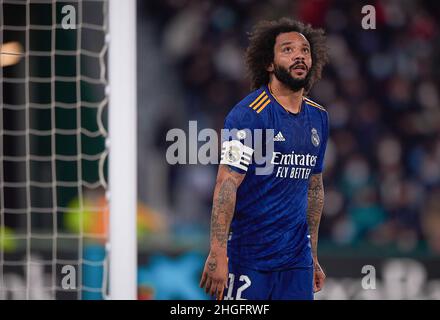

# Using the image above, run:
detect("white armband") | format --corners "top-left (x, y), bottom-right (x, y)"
top-left (220, 140), bottom-right (254, 172)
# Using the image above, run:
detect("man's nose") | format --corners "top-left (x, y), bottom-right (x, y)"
top-left (292, 54), bottom-right (305, 63)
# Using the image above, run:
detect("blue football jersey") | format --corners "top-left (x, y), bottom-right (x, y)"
top-left (220, 85), bottom-right (329, 271)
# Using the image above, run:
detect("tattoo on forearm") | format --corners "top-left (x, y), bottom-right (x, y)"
top-left (210, 176), bottom-right (237, 248)
top-left (307, 174), bottom-right (324, 258)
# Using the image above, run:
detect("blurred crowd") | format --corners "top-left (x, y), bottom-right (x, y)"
top-left (140, 0), bottom-right (440, 255)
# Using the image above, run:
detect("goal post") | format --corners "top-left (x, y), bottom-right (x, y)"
top-left (108, 0), bottom-right (137, 300)
top-left (0, 0), bottom-right (137, 300)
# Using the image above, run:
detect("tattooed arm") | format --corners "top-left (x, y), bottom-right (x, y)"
top-left (200, 164), bottom-right (245, 300)
top-left (307, 173), bottom-right (326, 293)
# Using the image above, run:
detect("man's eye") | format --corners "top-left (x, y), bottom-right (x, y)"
top-left (283, 47), bottom-right (292, 53)
top-left (303, 48), bottom-right (310, 53)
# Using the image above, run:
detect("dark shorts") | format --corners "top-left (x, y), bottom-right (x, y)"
top-left (224, 262), bottom-right (314, 300)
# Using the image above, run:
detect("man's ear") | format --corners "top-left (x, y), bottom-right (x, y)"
top-left (266, 62), bottom-right (274, 72)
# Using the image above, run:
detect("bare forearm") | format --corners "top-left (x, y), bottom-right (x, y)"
top-left (210, 178), bottom-right (236, 251)
top-left (307, 174), bottom-right (324, 259)
top-left (210, 165), bottom-right (242, 252)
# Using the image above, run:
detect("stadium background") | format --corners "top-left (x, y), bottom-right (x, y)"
top-left (1, 0), bottom-right (440, 299)
top-left (137, 0), bottom-right (440, 300)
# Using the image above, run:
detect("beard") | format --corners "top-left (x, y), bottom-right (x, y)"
top-left (273, 63), bottom-right (311, 92)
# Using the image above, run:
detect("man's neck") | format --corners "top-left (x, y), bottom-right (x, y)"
top-left (268, 76), bottom-right (304, 114)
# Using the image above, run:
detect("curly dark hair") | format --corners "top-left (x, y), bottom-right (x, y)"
top-left (245, 18), bottom-right (329, 93)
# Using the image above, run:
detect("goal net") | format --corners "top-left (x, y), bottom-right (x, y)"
top-left (1, 0), bottom-right (111, 299)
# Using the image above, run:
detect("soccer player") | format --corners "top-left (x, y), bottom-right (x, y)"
top-left (200, 18), bottom-right (330, 300)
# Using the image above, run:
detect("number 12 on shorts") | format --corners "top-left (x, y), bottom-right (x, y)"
top-left (224, 273), bottom-right (251, 300)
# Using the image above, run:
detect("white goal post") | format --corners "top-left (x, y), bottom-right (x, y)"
top-left (0, 0), bottom-right (137, 300)
top-left (108, 0), bottom-right (137, 300)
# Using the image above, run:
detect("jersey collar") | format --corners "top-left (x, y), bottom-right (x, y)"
top-left (265, 84), bottom-right (304, 116)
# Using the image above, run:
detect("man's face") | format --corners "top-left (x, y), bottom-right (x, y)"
top-left (269, 32), bottom-right (312, 91)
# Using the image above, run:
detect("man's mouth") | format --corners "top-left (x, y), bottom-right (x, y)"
top-left (290, 64), bottom-right (308, 71)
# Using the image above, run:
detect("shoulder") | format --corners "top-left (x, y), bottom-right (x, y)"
top-left (303, 96), bottom-right (327, 113)
top-left (303, 96), bottom-right (329, 126)
top-left (225, 87), bottom-right (272, 126)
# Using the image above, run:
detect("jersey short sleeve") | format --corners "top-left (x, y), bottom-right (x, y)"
top-left (221, 105), bottom-right (264, 174)
top-left (312, 111), bottom-right (329, 174)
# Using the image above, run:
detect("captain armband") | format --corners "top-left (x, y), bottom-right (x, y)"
top-left (220, 140), bottom-right (254, 172)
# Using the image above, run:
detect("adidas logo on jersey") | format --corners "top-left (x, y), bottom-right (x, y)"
top-left (274, 131), bottom-right (286, 142)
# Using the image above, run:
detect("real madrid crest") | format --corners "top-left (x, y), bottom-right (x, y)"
top-left (311, 128), bottom-right (320, 147)
top-left (227, 145), bottom-right (241, 162)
